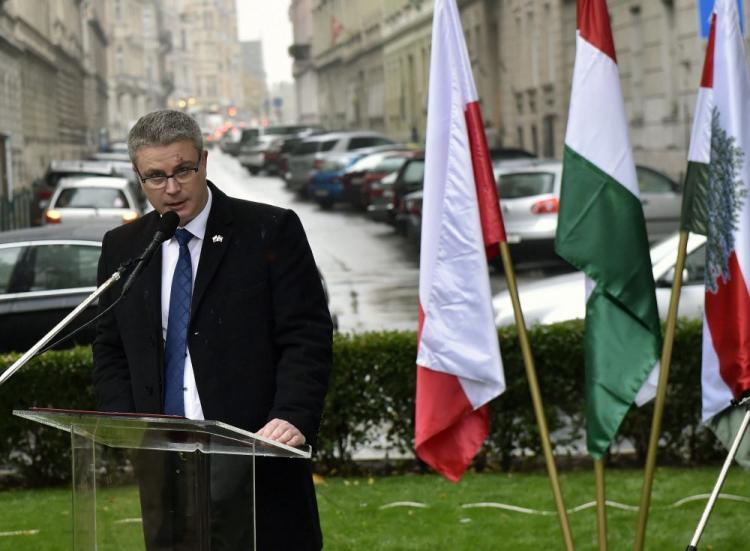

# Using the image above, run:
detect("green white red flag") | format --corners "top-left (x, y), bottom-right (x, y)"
top-left (554, 0), bottom-right (662, 459)
top-left (690, 0), bottom-right (750, 460)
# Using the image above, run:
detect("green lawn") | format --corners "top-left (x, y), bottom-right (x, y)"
top-left (0, 467), bottom-right (747, 550)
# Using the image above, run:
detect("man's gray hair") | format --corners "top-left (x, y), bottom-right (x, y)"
top-left (128, 109), bottom-right (204, 162)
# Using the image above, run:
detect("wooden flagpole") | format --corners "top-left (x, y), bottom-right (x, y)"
top-left (499, 242), bottom-right (575, 551)
top-left (632, 230), bottom-right (690, 551)
top-left (595, 459), bottom-right (608, 551)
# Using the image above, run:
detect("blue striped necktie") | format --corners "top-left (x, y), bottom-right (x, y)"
top-left (164, 228), bottom-right (194, 416)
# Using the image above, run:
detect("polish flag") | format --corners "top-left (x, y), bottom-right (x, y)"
top-left (415, 0), bottom-right (506, 482)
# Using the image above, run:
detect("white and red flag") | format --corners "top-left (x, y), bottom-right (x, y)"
top-left (695, 0), bottom-right (750, 448)
top-left (415, 0), bottom-right (506, 482)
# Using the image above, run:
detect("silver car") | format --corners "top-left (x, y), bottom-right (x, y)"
top-left (43, 176), bottom-right (142, 226)
top-left (494, 160), bottom-right (682, 261)
top-left (286, 131), bottom-right (396, 193)
top-left (493, 232), bottom-right (706, 327)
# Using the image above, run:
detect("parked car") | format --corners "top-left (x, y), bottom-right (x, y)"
top-left (341, 150), bottom-right (415, 209)
top-left (494, 160), bottom-right (682, 262)
top-left (367, 171), bottom-right (399, 223)
top-left (307, 151), bottom-right (364, 208)
top-left (286, 131), bottom-right (397, 194)
top-left (31, 159), bottom-right (143, 226)
top-left (238, 126), bottom-right (327, 175)
top-left (0, 223), bottom-right (111, 353)
top-left (238, 134), bottom-right (284, 175)
top-left (0, 223), bottom-right (338, 354)
top-left (492, 232), bottom-right (706, 327)
top-left (278, 136), bottom-right (306, 179)
top-left (389, 155), bottom-right (426, 225)
top-left (490, 147), bottom-right (536, 164)
top-left (43, 176), bottom-right (142, 226)
top-left (218, 127), bottom-right (243, 156)
top-left (395, 189), bottom-right (423, 244)
top-left (263, 124), bottom-right (325, 137)
top-left (307, 146), bottom-right (402, 208)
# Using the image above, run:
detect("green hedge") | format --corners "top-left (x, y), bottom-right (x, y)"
top-left (0, 320), bottom-right (723, 486)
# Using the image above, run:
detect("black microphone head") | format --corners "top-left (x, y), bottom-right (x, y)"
top-left (159, 211), bottom-right (180, 240)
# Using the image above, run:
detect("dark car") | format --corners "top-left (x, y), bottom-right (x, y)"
top-left (0, 223), bottom-right (339, 354)
top-left (341, 149), bottom-right (415, 210)
top-left (0, 223), bottom-right (113, 354)
top-left (389, 155), bottom-right (426, 226)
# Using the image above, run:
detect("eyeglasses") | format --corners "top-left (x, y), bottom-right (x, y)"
top-left (138, 156), bottom-right (202, 189)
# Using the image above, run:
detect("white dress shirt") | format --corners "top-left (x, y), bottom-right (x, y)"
top-left (160, 188), bottom-right (213, 420)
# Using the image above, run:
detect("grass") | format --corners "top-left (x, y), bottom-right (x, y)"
top-left (0, 466), bottom-right (747, 550)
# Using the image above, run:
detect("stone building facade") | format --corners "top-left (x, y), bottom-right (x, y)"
top-left (0, 0), bottom-right (105, 194)
top-left (304, 0), bottom-right (750, 180)
top-left (289, 0), bottom-right (319, 124)
top-left (103, 0), bottom-right (171, 142)
top-left (0, 5), bottom-right (23, 201)
top-left (240, 40), bottom-right (267, 122)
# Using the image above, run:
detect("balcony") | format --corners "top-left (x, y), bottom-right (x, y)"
top-left (288, 43), bottom-right (311, 61)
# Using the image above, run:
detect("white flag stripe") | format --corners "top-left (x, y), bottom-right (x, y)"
top-left (565, 34), bottom-right (640, 198)
top-left (417, 0), bottom-right (504, 410)
top-left (445, 0), bottom-right (478, 103)
top-left (702, 320), bottom-right (734, 421)
top-left (687, 88), bottom-right (714, 164)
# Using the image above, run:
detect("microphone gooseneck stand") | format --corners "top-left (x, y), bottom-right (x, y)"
top-left (686, 392), bottom-right (750, 551)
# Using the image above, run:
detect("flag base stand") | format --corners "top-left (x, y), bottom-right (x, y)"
top-left (685, 392), bottom-right (750, 550)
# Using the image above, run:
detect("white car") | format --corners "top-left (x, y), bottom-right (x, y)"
top-left (493, 160), bottom-right (683, 261)
top-left (43, 176), bottom-right (142, 226)
top-left (493, 232), bottom-right (706, 327)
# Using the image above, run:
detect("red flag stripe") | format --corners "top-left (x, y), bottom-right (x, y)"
top-left (465, 101), bottom-right (507, 247)
top-left (577, 0), bottom-right (617, 63)
top-left (415, 366), bottom-right (490, 482)
top-left (705, 252), bottom-right (750, 399)
top-left (701, 14), bottom-right (717, 89)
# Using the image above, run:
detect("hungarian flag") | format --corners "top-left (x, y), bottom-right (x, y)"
top-left (680, 12), bottom-right (715, 236)
top-left (415, 0), bottom-right (506, 482)
top-left (689, 0), bottom-right (750, 463)
top-left (554, 0), bottom-right (662, 459)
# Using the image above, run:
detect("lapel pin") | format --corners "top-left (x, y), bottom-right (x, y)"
top-left (212, 234), bottom-right (223, 243)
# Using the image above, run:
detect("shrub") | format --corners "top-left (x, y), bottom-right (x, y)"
top-left (0, 320), bottom-right (723, 486)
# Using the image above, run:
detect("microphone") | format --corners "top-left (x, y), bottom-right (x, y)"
top-left (121, 211), bottom-right (180, 296)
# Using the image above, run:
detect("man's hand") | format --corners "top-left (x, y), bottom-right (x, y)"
top-left (257, 418), bottom-right (306, 447)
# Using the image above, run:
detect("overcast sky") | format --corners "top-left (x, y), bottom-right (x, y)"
top-left (236, 0), bottom-right (294, 86)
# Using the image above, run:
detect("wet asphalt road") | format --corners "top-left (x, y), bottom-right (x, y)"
top-left (208, 149), bottom-right (568, 333)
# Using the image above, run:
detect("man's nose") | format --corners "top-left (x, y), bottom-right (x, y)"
top-left (164, 177), bottom-right (181, 194)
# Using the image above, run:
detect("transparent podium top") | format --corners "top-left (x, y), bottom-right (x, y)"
top-left (14, 408), bottom-right (311, 458)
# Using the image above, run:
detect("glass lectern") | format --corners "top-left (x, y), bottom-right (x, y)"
top-left (14, 408), bottom-right (310, 550)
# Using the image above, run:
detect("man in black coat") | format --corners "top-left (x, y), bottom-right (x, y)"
top-left (93, 110), bottom-right (332, 550)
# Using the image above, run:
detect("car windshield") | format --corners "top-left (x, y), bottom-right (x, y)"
top-left (295, 140), bottom-right (323, 155)
top-left (401, 160), bottom-right (425, 184)
top-left (498, 172), bottom-right (555, 199)
top-left (55, 187), bottom-right (129, 209)
top-left (374, 156), bottom-right (408, 173)
top-left (349, 153), bottom-right (389, 172)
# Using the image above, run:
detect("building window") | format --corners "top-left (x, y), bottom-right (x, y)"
top-left (531, 124), bottom-right (539, 155)
top-left (517, 126), bottom-right (524, 149)
top-left (116, 46), bottom-right (124, 75)
top-left (543, 115), bottom-right (555, 158)
top-left (528, 90), bottom-right (537, 114)
top-left (0, 134), bottom-right (11, 201)
top-left (115, 0), bottom-right (122, 22)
